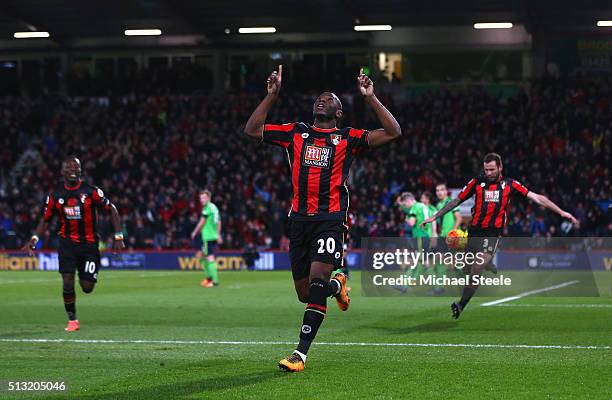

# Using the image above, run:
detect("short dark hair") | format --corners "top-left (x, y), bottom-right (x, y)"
top-left (421, 192), bottom-right (431, 201)
top-left (436, 182), bottom-right (447, 189)
top-left (483, 153), bottom-right (502, 166)
top-left (200, 189), bottom-right (211, 197)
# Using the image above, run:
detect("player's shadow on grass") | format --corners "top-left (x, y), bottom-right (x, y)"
top-left (69, 362), bottom-right (287, 399)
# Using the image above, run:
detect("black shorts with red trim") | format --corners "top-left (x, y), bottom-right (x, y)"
top-left (467, 228), bottom-right (502, 256)
top-left (58, 238), bottom-right (101, 283)
top-left (289, 219), bottom-right (346, 280)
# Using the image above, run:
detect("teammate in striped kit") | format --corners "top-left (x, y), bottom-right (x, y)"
top-left (245, 65), bottom-right (401, 371)
top-left (23, 156), bottom-right (124, 332)
top-left (423, 153), bottom-right (578, 319)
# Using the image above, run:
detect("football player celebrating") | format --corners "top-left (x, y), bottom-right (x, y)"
top-left (245, 66), bottom-right (401, 371)
top-left (23, 156), bottom-right (125, 331)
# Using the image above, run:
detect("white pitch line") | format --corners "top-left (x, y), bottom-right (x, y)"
top-left (492, 304), bottom-right (612, 308)
top-left (480, 280), bottom-right (580, 307)
top-left (0, 338), bottom-right (608, 350)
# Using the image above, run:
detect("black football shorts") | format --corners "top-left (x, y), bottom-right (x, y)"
top-left (58, 239), bottom-right (101, 283)
top-left (289, 219), bottom-right (347, 280)
top-left (467, 228), bottom-right (502, 257)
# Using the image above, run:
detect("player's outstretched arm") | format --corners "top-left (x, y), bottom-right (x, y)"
top-left (357, 69), bottom-right (401, 148)
top-left (526, 192), bottom-right (579, 226)
top-left (244, 65), bottom-right (282, 140)
top-left (21, 218), bottom-right (47, 256)
top-left (422, 197), bottom-right (462, 227)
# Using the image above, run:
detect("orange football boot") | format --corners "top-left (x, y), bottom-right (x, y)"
top-left (278, 353), bottom-right (305, 372)
top-left (200, 278), bottom-right (213, 287)
top-left (65, 320), bottom-right (80, 332)
top-left (333, 272), bottom-right (350, 311)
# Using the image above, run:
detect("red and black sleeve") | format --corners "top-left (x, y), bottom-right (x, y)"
top-left (457, 178), bottom-right (477, 202)
top-left (347, 128), bottom-right (370, 155)
top-left (42, 194), bottom-right (56, 222)
top-left (261, 122), bottom-right (296, 148)
top-left (91, 187), bottom-right (112, 211)
top-left (510, 179), bottom-right (530, 197)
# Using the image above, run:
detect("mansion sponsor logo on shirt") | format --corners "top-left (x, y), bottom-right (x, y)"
top-left (64, 206), bottom-right (82, 219)
top-left (303, 145), bottom-right (332, 168)
top-left (484, 190), bottom-right (500, 203)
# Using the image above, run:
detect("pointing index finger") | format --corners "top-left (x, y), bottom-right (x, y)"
top-left (359, 68), bottom-right (363, 76)
top-left (278, 64), bottom-right (283, 78)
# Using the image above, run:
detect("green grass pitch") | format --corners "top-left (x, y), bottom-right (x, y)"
top-left (0, 270), bottom-right (610, 399)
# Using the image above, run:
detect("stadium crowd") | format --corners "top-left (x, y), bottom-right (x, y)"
top-left (0, 74), bottom-right (610, 250)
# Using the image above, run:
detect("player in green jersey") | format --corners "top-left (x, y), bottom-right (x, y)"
top-left (435, 183), bottom-right (462, 237)
top-left (420, 192), bottom-right (438, 237)
top-left (190, 190), bottom-right (222, 287)
top-left (397, 192), bottom-right (437, 286)
top-left (430, 184), bottom-right (463, 294)
top-left (421, 192), bottom-right (447, 294)
top-left (398, 192), bottom-right (436, 239)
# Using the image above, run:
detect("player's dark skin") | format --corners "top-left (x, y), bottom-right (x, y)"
top-left (22, 157), bottom-right (125, 293)
top-left (245, 65), bottom-right (401, 302)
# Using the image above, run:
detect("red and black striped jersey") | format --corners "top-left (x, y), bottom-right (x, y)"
top-left (42, 181), bottom-right (113, 245)
top-left (262, 122), bottom-right (369, 221)
top-left (457, 175), bottom-right (530, 230)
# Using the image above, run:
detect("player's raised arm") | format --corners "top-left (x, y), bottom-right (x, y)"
top-left (357, 69), bottom-right (401, 148)
top-left (526, 192), bottom-right (579, 226)
top-left (244, 65), bottom-right (283, 140)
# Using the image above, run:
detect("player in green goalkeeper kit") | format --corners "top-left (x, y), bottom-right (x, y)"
top-left (191, 190), bottom-right (222, 287)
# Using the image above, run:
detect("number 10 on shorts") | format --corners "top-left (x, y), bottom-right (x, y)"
top-left (84, 261), bottom-right (96, 273)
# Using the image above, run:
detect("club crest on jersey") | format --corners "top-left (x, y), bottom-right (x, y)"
top-left (484, 190), bottom-right (500, 203)
top-left (81, 194), bottom-right (87, 203)
top-left (303, 145), bottom-right (332, 169)
top-left (64, 206), bottom-right (82, 219)
top-left (58, 198), bottom-right (65, 205)
top-left (330, 134), bottom-right (342, 146)
top-left (301, 133), bottom-right (309, 139)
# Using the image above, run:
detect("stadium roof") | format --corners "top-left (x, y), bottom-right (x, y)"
top-left (0, 0), bottom-right (610, 49)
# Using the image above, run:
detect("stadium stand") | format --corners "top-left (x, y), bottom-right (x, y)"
top-left (0, 72), bottom-right (609, 250)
